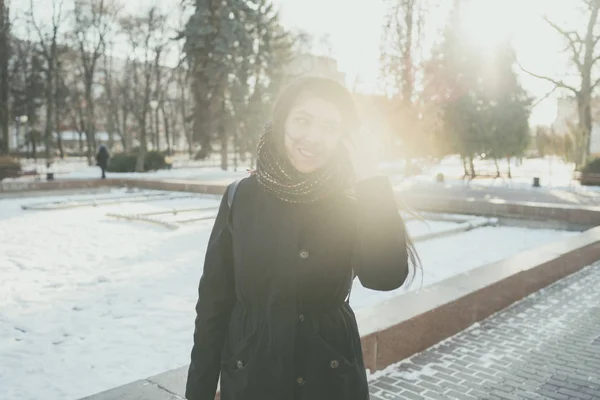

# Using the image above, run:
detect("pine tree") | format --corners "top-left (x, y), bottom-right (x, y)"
top-left (427, 0), bottom-right (531, 177)
top-left (483, 41), bottom-right (532, 178)
top-left (183, 0), bottom-right (292, 169)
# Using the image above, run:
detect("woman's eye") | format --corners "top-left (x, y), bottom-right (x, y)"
top-left (295, 117), bottom-right (309, 125)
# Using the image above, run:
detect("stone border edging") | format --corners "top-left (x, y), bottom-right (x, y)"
top-left (400, 193), bottom-right (600, 226)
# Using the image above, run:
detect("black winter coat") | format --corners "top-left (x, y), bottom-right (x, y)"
top-left (185, 175), bottom-right (408, 400)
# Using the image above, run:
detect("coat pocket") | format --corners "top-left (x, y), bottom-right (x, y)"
top-left (311, 331), bottom-right (356, 374)
top-left (221, 327), bottom-right (260, 373)
top-left (307, 328), bottom-right (367, 400)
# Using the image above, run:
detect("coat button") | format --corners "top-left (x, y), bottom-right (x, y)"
top-left (330, 360), bottom-right (340, 369)
top-left (299, 250), bottom-right (309, 259)
top-left (299, 314), bottom-right (304, 322)
top-left (236, 360), bottom-right (244, 369)
top-left (296, 376), bottom-right (305, 386)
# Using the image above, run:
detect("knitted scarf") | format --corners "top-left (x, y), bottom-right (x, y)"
top-left (254, 123), bottom-right (351, 204)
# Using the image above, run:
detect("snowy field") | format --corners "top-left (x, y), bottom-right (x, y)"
top-left (0, 189), bottom-right (578, 400)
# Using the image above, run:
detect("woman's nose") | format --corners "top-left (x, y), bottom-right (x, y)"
top-left (304, 124), bottom-right (323, 143)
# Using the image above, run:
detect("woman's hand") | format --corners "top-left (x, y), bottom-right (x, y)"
top-left (343, 126), bottom-right (382, 183)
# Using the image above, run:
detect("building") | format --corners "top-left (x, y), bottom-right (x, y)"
top-left (552, 97), bottom-right (600, 156)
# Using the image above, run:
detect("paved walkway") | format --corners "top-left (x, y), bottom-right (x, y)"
top-left (368, 263), bottom-right (600, 400)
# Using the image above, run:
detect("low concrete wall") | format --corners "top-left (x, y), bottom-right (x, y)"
top-left (0, 178), bottom-right (120, 193)
top-left (400, 194), bottom-right (600, 227)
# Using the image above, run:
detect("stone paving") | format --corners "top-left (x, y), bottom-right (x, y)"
top-left (368, 263), bottom-right (600, 400)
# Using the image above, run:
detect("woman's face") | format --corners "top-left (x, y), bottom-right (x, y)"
top-left (283, 94), bottom-right (343, 174)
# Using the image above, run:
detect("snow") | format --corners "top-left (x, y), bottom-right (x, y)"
top-left (0, 190), bottom-right (578, 400)
top-left (7, 155), bottom-right (595, 194)
top-left (10, 155), bottom-right (252, 183)
top-left (348, 224), bottom-right (577, 309)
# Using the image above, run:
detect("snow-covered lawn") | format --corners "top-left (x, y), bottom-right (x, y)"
top-left (0, 190), bottom-right (578, 400)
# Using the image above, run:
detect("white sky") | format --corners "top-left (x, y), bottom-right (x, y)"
top-left (10, 0), bottom-right (594, 125)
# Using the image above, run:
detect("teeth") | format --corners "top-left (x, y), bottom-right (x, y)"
top-left (298, 148), bottom-right (317, 158)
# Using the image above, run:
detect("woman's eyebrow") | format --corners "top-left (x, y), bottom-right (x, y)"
top-left (293, 109), bottom-right (313, 118)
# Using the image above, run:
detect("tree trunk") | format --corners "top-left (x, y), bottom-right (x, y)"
top-left (219, 119), bottom-right (227, 171)
top-left (84, 87), bottom-right (96, 165)
top-left (78, 131), bottom-right (83, 153)
top-left (44, 81), bottom-right (54, 160)
top-left (54, 94), bottom-right (64, 159)
top-left (402, 0), bottom-right (415, 106)
top-left (155, 107), bottom-right (160, 152)
top-left (162, 107), bottom-right (171, 155)
top-left (507, 157), bottom-right (512, 179)
top-left (136, 116), bottom-right (147, 172)
top-left (461, 156), bottom-right (468, 177)
top-left (32, 139), bottom-right (37, 160)
top-left (0, 1), bottom-right (8, 155)
top-left (55, 111), bottom-right (64, 159)
top-left (494, 158), bottom-right (500, 178)
top-left (233, 130), bottom-right (238, 172)
top-left (577, 93), bottom-right (592, 166)
top-left (468, 155), bottom-right (476, 178)
top-left (122, 108), bottom-right (130, 152)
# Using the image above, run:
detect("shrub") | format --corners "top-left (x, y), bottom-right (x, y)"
top-left (0, 156), bottom-right (21, 181)
top-left (581, 158), bottom-right (600, 174)
top-left (107, 151), bottom-right (167, 173)
top-left (107, 153), bottom-right (137, 173)
top-left (143, 151), bottom-right (167, 171)
top-left (194, 148), bottom-right (209, 160)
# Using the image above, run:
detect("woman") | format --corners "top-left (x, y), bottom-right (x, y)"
top-left (185, 77), bottom-right (417, 400)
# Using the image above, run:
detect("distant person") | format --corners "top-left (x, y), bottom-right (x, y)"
top-left (96, 144), bottom-right (110, 179)
top-left (185, 77), bottom-right (419, 400)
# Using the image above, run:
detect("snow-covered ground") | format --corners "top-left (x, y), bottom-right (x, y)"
top-left (0, 190), bottom-right (578, 400)
top-left (391, 155), bottom-right (595, 192)
top-left (11, 155), bottom-right (252, 183)
top-left (5, 155), bottom-right (590, 191)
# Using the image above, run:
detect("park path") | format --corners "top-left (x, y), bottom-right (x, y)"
top-left (368, 263), bottom-right (600, 400)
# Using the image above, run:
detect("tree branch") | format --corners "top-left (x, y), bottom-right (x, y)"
top-left (543, 16), bottom-right (583, 72)
top-left (28, 0), bottom-right (50, 60)
top-left (592, 75), bottom-right (600, 90)
top-left (517, 60), bottom-right (579, 95)
top-left (531, 86), bottom-right (559, 109)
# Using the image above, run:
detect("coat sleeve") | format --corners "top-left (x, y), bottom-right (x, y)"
top-left (352, 176), bottom-right (409, 291)
top-left (185, 187), bottom-right (236, 400)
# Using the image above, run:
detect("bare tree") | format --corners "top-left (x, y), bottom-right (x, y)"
top-left (120, 6), bottom-right (167, 171)
top-left (380, 0), bottom-right (426, 103)
top-left (520, 0), bottom-right (600, 164)
top-left (0, 0), bottom-right (9, 154)
top-left (173, 11), bottom-right (192, 156)
top-left (10, 36), bottom-right (45, 158)
top-left (27, 0), bottom-right (67, 160)
top-left (72, 0), bottom-right (120, 164)
top-left (379, 0), bottom-right (428, 160)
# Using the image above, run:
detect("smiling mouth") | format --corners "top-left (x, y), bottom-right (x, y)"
top-left (297, 148), bottom-right (319, 159)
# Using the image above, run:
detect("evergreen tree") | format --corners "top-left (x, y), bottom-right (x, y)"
top-left (426, 0), bottom-right (531, 177)
top-left (183, 0), bottom-right (292, 169)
